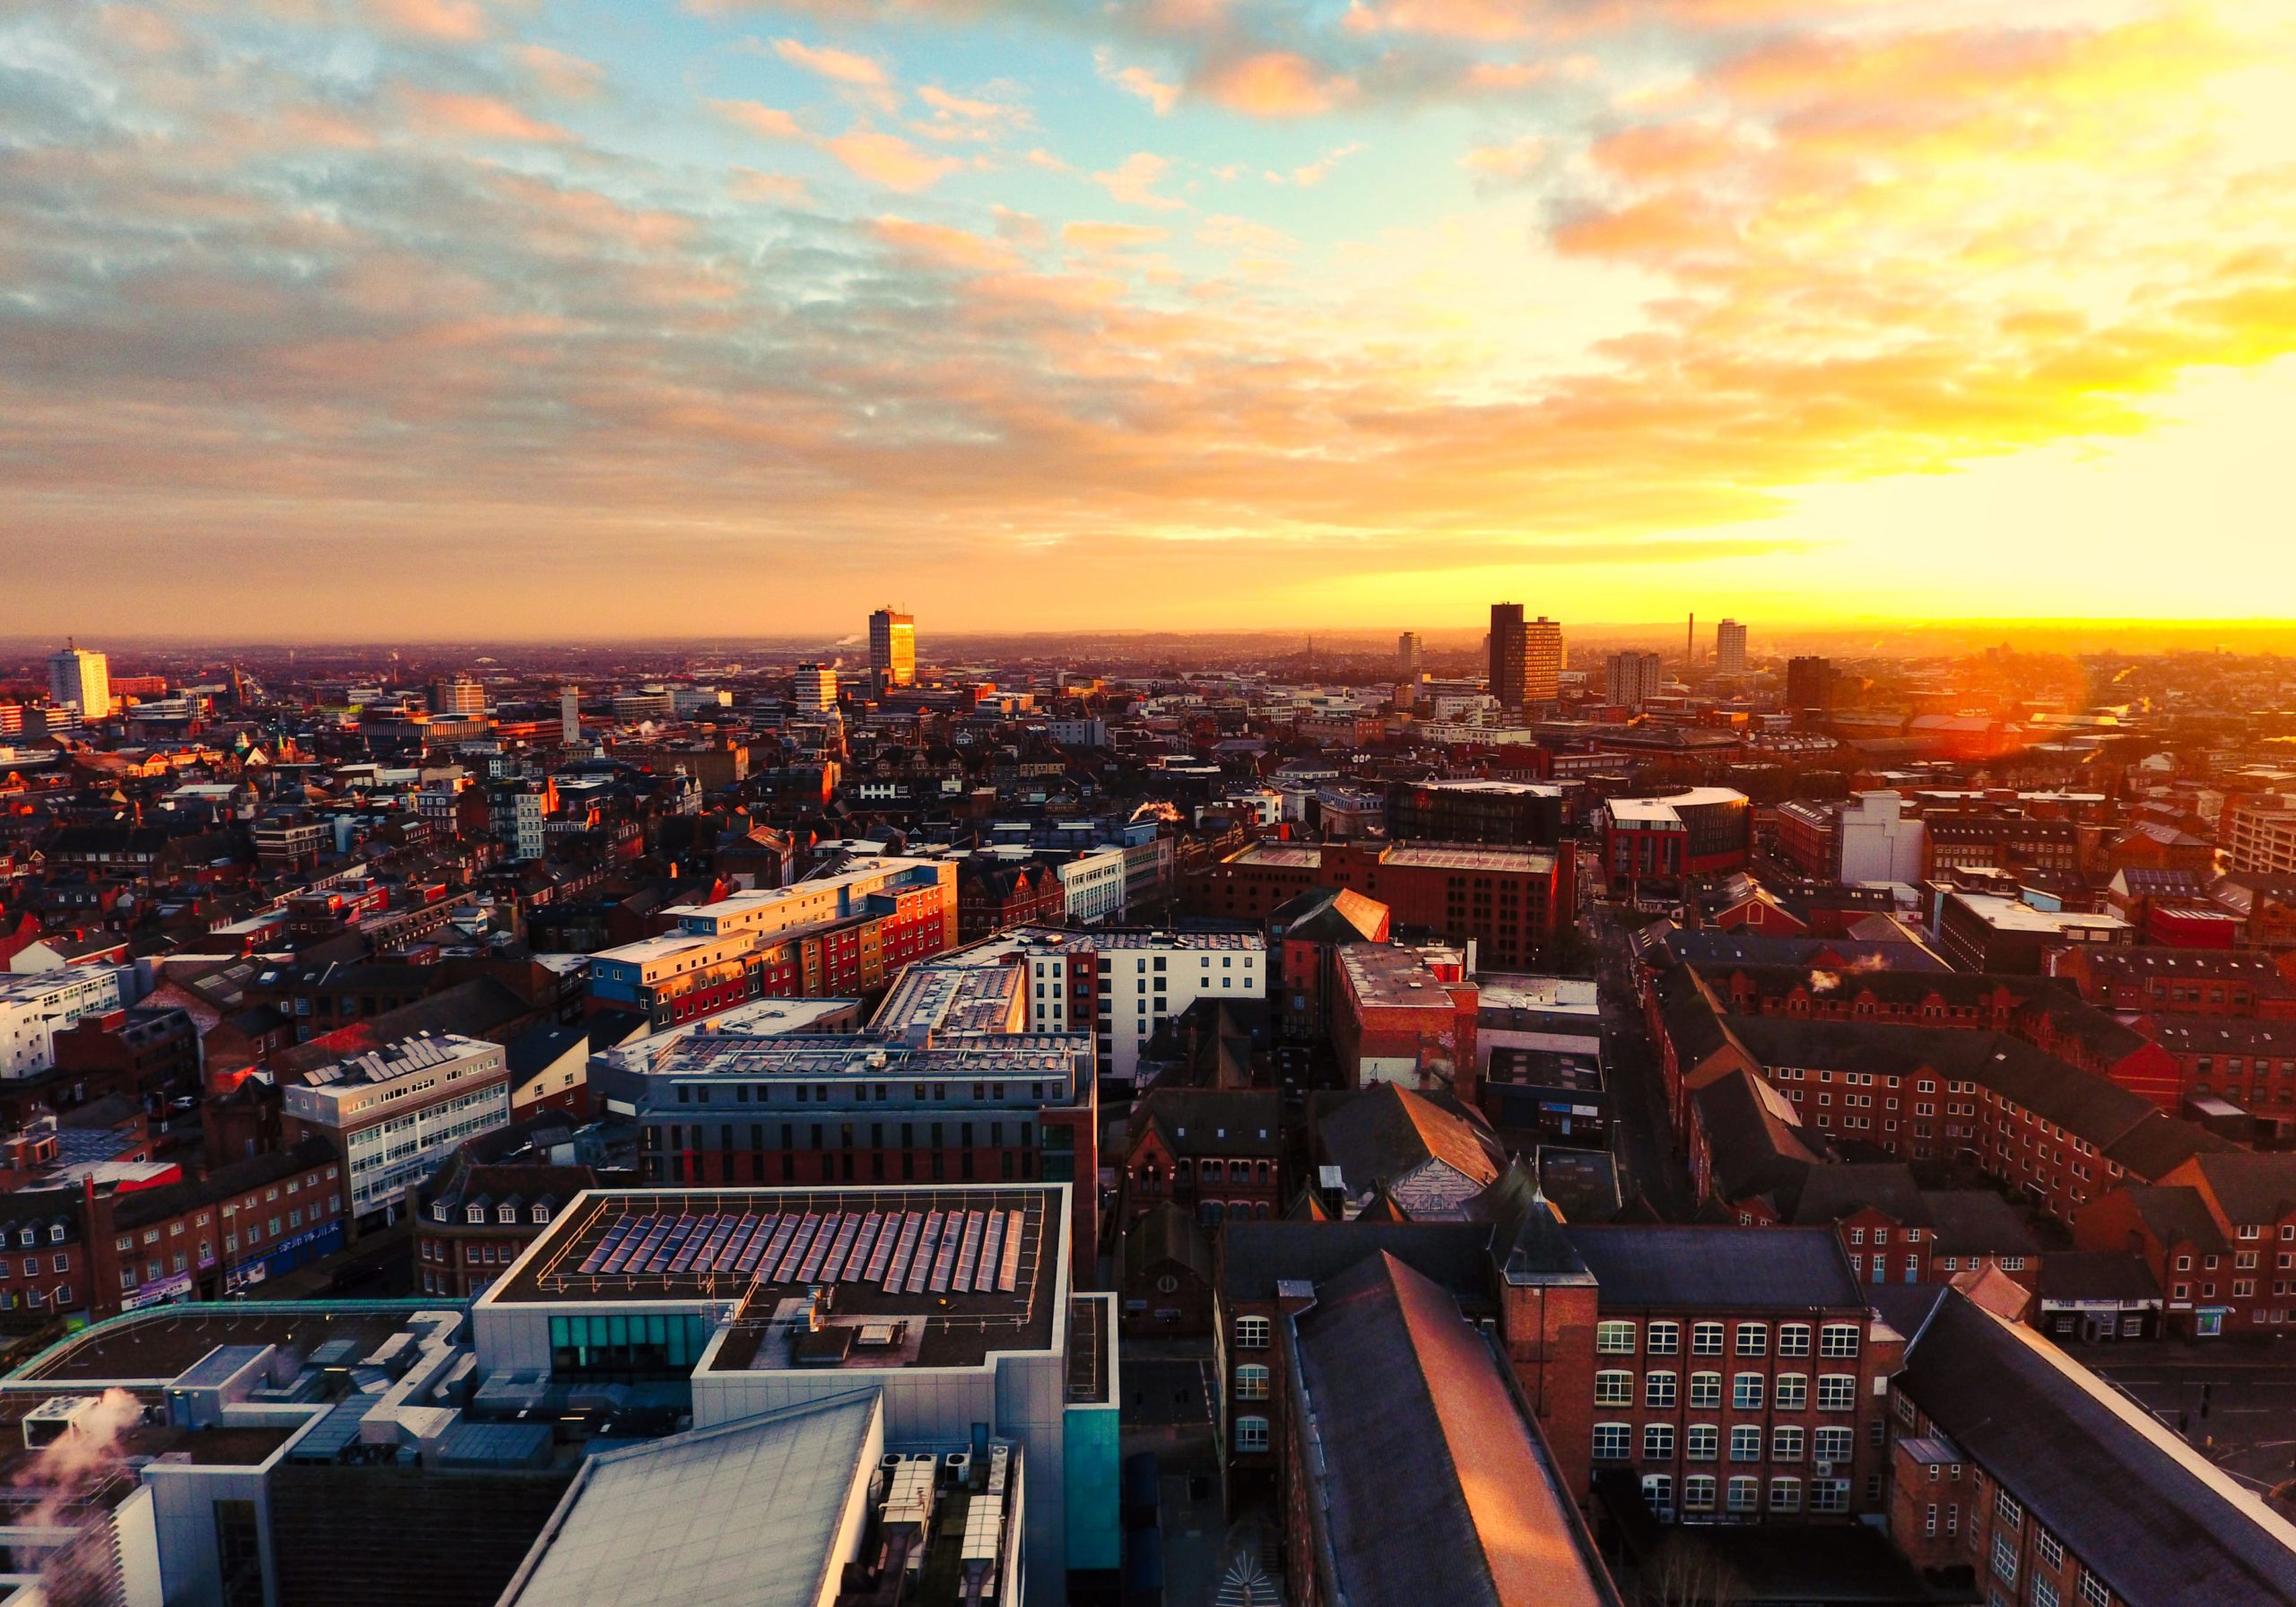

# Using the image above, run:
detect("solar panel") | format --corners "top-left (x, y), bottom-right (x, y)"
top-left (686, 1217), bottom-right (735, 1273)
top-left (626, 1219), bottom-right (673, 1274)
top-left (824, 1213), bottom-right (870, 1281)
top-left (735, 1214), bottom-right (777, 1273)
top-left (927, 1214), bottom-right (963, 1293)
top-left (875, 1212), bottom-right (920, 1287)
top-left (716, 1214), bottom-right (761, 1273)
top-left (602, 1220), bottom-right (650, 1275)
top-left (754, 1216), bottom-right (799, 1280)
top-left (770, 1215), bottom-right (822, 1283)
top-left (863, 1212), bottom-right (904, 1285)
top-left (669, 1216), bottom-right (719, 1274)
top-left (907, 1213), bottom-right (944, 1295)
top-left (796, 1213), bottom-right (845, 1283)
top-left (952, 1212), bottom-right (984, 1293)
top-left (842, 1212), bottom-right (883, 1281)
top-left (578, 1219), bottom-right (635, 1275)
top-left (977, 1212), bottom-right (1005, 1293)
top-left (996, 1209), bottom-right (1025, 1292)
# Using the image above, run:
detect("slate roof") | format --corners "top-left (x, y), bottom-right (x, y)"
top-left (2118, 1184), bottom-right (2229, 1254)
top-left (1917, 1190), bottom-right (2042, 1256)
top-left (1562, 1225), bottom-right (1861, 1310)
top-left (1125, 1200), bottom-right (1214, 1287)
top-left (1314, 1084), bottom-right (1503, 1198)
top-left (1692, 1068), bottom-right (1828, 1205)
top-left (1126, 1088), bottom-right (1282, 1158)
top-left (2100, 1113), bottom-right (2239, 1179)
top-left (1897, 1290), bottom-right (2296, 1607)
top-left (1220, 1220), bottom-right (1492, 1306)
top-left (2182, 1151), bottom-right (2296, 1226)
top-left (2035, 1251), bottom-right (2161, 1305)
top-left (1784, 1162), bottom-right (1926, 1228)
top-left (1285, 1252), bottom-right (1617, 1607)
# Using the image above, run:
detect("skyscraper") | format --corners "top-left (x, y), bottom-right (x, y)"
top-left (429, 675), bottom-right (485, 716)
top-left (1787, 656), bottom-right (1838, 724)
top-left (1716, 620), bottom-right (1748, 677)
top-left (561, 686), bottom-right (581, 745)
top-left (1607, 650), bottom-right (1665, 709)
top-left (1488, 605), bottom-right (1562, 710)
top-left (869, 607), bottom-right (915, 692)
top-left (1396, 631), bottom-right (1423, 683)
top-left (794, 662), bottom-right (838, 714)
top-left (47, 644), bottom-right (109, 719)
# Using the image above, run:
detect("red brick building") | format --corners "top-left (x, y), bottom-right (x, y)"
top-left (1121, 1089), bottom-right (1283, 1227)
top-left (1329, 943), bottom-right (1479, 1099)
top-left (2074, 1151), bottom-right (2296, 1337)
top-left (2047, 946), bottom-right (2296, 1020)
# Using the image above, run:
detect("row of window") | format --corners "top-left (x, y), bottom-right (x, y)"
top-left (1593, 1370), bottom-right (1859, 1412)
top-left (1639, 1472), bottom-right (1847, 1515)
top-left (1598, 1422), bottom-right (1856, 1463)
top-left (1593, 1319), bottom-right (1859, 1358)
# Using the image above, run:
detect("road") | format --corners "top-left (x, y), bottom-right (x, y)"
top-left (2091, 1357), bottom-right (2296, 1509)
top-left (1587, 902), bottom-right (1695, 1221)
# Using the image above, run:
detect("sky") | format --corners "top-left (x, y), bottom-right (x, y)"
top-left (5, 0), bottom-right (2296, 639)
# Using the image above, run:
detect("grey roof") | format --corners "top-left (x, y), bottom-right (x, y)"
top-left (1785, 1162), bottom-right (1926, 1228)
top-left (2119, 1184), bottom-right (2231, 1254)
top-left (1899, 1290), bottom-right (2296, 1607)
top-left (1691, 1069), bottom-right (1827, 1205)
top-left (2182, 1151), bottom-right (2296, 1226)
top-left (1563, 1225), bottom-right (1861, 1310)
top-left (1661, 929), bottom-right (1949, 972)
top-left (1221, 1220), bottom-right (1492, 1306)
top-left (500, 1392), bottom-right (883, 1607)
top-left (1313, 1084), bottom-right (1503, 1199)
top-left (1286, 1253), bottom-right (1617, 1607)
top-left (1915, 1191), bottom-right (2042, 1256)
top-left (2035, 1251), bottom-right (2161, 1305)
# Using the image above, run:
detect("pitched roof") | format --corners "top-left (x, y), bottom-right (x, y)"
top-left (1220, 1220), bottom-right (1492, 1306)
top-left (1286, 1252), bottom-right (1617, 1607)
top-left (1124, 1199), bottom-right (1214, 1286)
top-left (1125, 1088), bottom-right (1282, 1158)
top-left (2184, 1151), bottom-right (2296, 1227)
top-left (1314, 1084), bottom-right (1502, 1199)
top-left (2118, 1184), bottom-right (2229, 1254)
top-left (1562, 1225), bottom-right (1861, 1310)
top-left (1784, 1161), bottom-right (1926, 1228)
top-left (2034, 1251), bottom-right (2161, 1305)
top-left (1898, 1290), bottom-right (2296, 1607)
top-left (1692, 1068), bottom-right (1828, 1205)
top-left (1916, 1190), bottom-right (2042, 1256)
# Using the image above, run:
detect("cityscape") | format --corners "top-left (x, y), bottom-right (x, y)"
top-left (7, 0), bottom-right (2296, 1601)
top-left (0, 618), bottom-right (2291, 1607)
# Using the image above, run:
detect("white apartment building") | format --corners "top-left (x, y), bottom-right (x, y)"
top-left (1057, 849), bottom-right (1127, 926)
top-left (47, 646), bottom-right (109, 718)
top-left (1019, 929), bottom-right (1265, 1086)
top-left (0, 966), bottom-right (135, 1079)
top-left (283, 1033), bottom-right (510, 1219)
top-left (794, 664), bottom-right (838, 715)
top-left (1715, 619), bottom-right (1748, 677)
top-left (1838, 791), bottom-right (1928, 884)
top-left (1606, 650), bottom-right (1665, 710)
top-left (2227, 796), bottom-right (2296, 877)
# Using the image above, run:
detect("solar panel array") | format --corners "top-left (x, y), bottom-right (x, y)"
top-left (565, 1206), bottom-right (1029, 1294)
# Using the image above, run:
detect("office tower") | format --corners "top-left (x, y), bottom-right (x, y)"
top-left (1716, 619), bottom-right (1748, 677)
top-left (47, 644), bottom-right (109, 719)
top-left (561, 686), bottom-right (580, 745)
top-left (1490, 604), bottom-right (1526, 708)
top-left (869, 607), bottom-right (916, 692)
top-left (1396, 631), bottom-right (1423, 683)
top-left (1686, 612), bottom-right (1695, 670)
top-left (429, 675), bottom-right (485, 716)
top-left (1606, 649), bottom-right (1665, 709)
top-left (794, 662), bottom-right (838, 715)
top-left (1523, 614), bottom-right (1563, 705)
top-left (1787, 656), bottom-right (1837, 721)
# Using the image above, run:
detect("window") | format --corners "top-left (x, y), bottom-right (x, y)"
top-left (1726, 1476), bottom-right (1760, 1512)
top-left (1996, 1489), bottom-right (2022, 1530)
top-left (1235, 1365), bottom-right (1269, 1401)
top-left (1234, 1316), bottom-right (1270, 1350)
top-left (1769, 1477), bottom-right (1802, 1513)
top-left (1820, 1323), bottom-right (1860, 1357)
top-left (1235, 1416), bottom-right (1269, 1454)
top-left (1596, 1320), bottom-right (1638, 1354)
top-left (1775, 1374), bottom-right (1808, 1410)
top-left (1690, 1372), bottom-right (1722, 1409)
top-left (1992, 1534), bottom-right (2018, 1585)
top-left (1772, 1426), bottom-right (1805, 1462)
top-left (1814, 1427), bottom-right (1853, 1465)
top-left (1682, 1475), bottom-right (1717, 1512)
top-left (2033, 1580), bottom-right (2059, 1607)
top-left (2039, 1531), bottom-right (2064, 1570)
top-left (1733, 1373), bottom-right (1765, 1411)
top-left (1596, 1371), bottom-right (1634, 1407)
top-left (1729, 1426), bottom-right (1761, 1462)
top-left (1692, 1322), bottom-right (1724, 1355)
top-left (1777, 1322), bottom-right (1812, 1357)
top-left (1646, 1321), bottom-right (1680, 1354)
top-left (1643, 1424), bottom-right (1675, 1459)
top-left (1641, 1473), bottom-right (1674, 1513)
top-left (1810, 1479), bottom-right (1849, 1514)
top-left (1735, 1323), bottom-right (1768, 1356)
top-left (1817, 1375), bottom-right (1857, 1412)
top-left (1593, 1423), bottom-right (1631, 1461)
top-left (1686, 1426), bottom-right (1718, 1462)
top-left (2079, 1570), bottom-right (2109, 1607)
top-left (1645, 1371), bottom-right (1677, 1408)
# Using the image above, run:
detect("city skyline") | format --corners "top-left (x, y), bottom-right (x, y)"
top-left (6, 0), bottom-right (2296, 637)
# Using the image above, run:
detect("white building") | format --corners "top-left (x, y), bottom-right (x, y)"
top-left (1606, 650), bottom-right (1665, 710)
top-left (794, 663), bottom-right (839, 715)
top-left (283, 1033), bottom-right (509, 1219)
top-left (0, 965), bottom-right (135, 1079)
top-left (1046, 717), bottom-right (1107, 748)
top-left (1716, 619), bottom-right (1748, 677)
top-left (1838, 790), bottom-right (1928, 884)
top-left (1017, 928), bottom-right (1265, 1086)
top-left (560, 685), bottom-right (580, 745)
top-left (1057, 848), bottom-right (1127, 925)
top-left (47, 645), bottom-right (109, 719)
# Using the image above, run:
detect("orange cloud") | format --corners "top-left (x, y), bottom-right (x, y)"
top-left (1196, 52), bottom-right (1355, 117)
top-left (367, 0), bottom-right (488, 41)
top-left (709, 99), bottom-right (805, 139)
top-left (730, 168), bottom-right (812, 204)
top-left (1094, 152), bottom-right (1184, 210)
top-left (825, 128), bottom-right (961, 190)
top-left (1460, 134), bottom-right (1542, 178)
top-left (1097, 52), bottom-right (1182, 114)
top-left (874, 216), bottom-right (1024, 271)
top-left (402, 89), bottom-right (570, 143)
top-left (516, 45), bottom-right (605, 99)
top-left (774, 38), bottom-right (891, 87)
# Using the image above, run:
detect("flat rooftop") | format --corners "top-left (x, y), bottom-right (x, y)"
top-left (1952, 894), bottom-right (2131, 934)
top-left (1477, 974), bottom-right (1601, 1017)
top-left (615, 1030), bottom-right (1088, 1083)
top-left (1231, 844), bottom-right (1324, 868)
top-left (489, 1186), bottom-right (1065, 1371)
top-left (590, 930), bottom-right (744, 965)
top-left (13, 1307), bottom-right (429, 1385)
top-left (1381, 843), bottom-right (1558, 873)
top-left (1338, 945), bottom-right (1465, 1009)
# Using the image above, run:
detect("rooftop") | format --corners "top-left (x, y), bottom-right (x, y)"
top-left (299, 1029), bottom-right (500, 1090)
top-left (1564, 1225), bottom-right (1862, 1310)
top-left (1337, 943), bottom-right (1469, 1010)
top-left (13, 1305), bottom-right (434, 1385)
top-left (1951, 893), bottom-right (2131, 935)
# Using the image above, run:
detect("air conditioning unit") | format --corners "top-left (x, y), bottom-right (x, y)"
top-left (1815, 1461), bottom-right (1835, 1478)
top-left (943, 1450), bottom-right (972, 1487)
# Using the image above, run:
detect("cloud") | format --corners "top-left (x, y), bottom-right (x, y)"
top-left (402, 89), bottom-right (570, 143)
top-left (1459, 134), bottom-right (1543, 179)
top-left (366, 0), bottom-right (489, 42)
top-left (516, 45), bottom-right (605, 99)
top-left (709, 99), bottom-right (804, 139)
top-left (773, 38), bottom-right (891, 87)
top-left (730, 167), bottom-right (811, 204)
top-left (1096, 50), bottom-right (1182, 114)
top-left (1290, 141), bottom-right (1364, 186)
top-left (1025, 147), bottom-right (1078, 175)
top-left (1093, 152), bottom-right (1184, 210)
top-left (1062, 220), bottom-right (1169, 250)
top-left (917, 85), bottom-right (1003, 119)
top-left (824, 127), bottom-right (961, 190)
top-left (1194, 51), bottom-right (1355, 116)
top-left (875, 215), bottom-right (1024, 271)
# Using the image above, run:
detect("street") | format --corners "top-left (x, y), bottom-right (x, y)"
top-left (2089, 1356), bottom-right (2296, 1513)
top-left (1587, 902), bottom-right (1694, 1221)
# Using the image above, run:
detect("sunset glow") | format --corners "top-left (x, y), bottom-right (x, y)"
top-left (6, 0), bottom-right (2296, 636)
